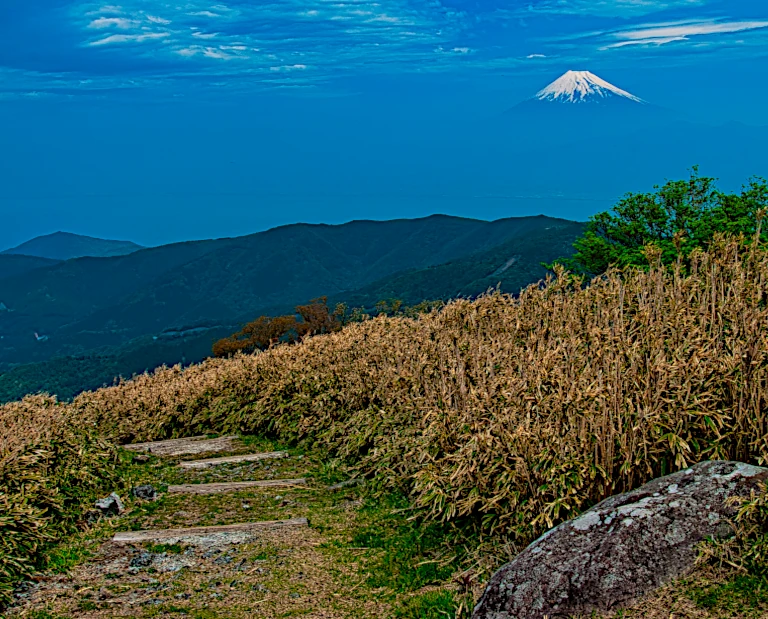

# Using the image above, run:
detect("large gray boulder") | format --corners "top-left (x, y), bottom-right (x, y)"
top-left (473, 460), bottom-right (767, 619)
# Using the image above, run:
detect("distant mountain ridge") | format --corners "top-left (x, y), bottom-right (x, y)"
top-left (336, 220), bottom-right (584, 308)
top-left (0, 214), bottom-right (584, 374)
top-left (2, 232), bottom-right (144, 260)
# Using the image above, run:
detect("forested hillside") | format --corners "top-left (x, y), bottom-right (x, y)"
top-left (0, 215), bottom-right (581, 374)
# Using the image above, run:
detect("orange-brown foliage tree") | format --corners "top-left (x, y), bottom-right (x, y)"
top-left (212, 297), bottom-right (343, 358)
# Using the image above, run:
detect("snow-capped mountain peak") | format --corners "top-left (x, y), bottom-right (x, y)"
top-left (535, 70), bottom-right (645, 105)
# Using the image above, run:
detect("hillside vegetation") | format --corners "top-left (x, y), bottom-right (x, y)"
top-left (337, 220), bottom-right (583, 308)
top-left (0, 215), bottom-right (580, 372)
top-left (0, 324), bottom-right (237, 403)
top-left (559, 170), bottom-right (768, 275)
top-left (3, 233), bottom-right (768, 606)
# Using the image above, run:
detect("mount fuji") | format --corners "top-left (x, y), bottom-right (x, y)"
top-left (531, 70), bottom-right (646, 106)
top-left (504, 69), bottom-right (676, 137)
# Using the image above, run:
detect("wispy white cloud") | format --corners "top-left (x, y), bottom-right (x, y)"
top-left (89, 32), bottom-right (171, 46)
top-left (435, 46), bottom-right (473, 54)
top-left (603, 36), bottom-right (686, 48)
top-left (516, 0), bottom-right (709, 18)
top-left (600, 18), bottom-right (768, 49)
top-left (189, 11), bottom-right (224, 18)
top-left (621, 19), bottom-right (768, 40)
top-left (71, 0), bottom-right (471, 82)
top-left (88, 17), bottom-right (139, 29)
top-left (270, 64), bottom-right (309, 72)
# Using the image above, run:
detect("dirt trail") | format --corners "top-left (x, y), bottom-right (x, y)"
top-left (7, 438), bottom-right (391, 619)
top-left (5, 436), bottom-right (756, 619)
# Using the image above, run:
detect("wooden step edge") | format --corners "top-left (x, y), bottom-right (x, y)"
top-left (178, 451), bottom-right (288, 469)
top-left (123, 435), bottom-right (239, 453)
top-left (113, 518), bottom-right (309, 544)
top-left (167, 479), bottom-right (307, 494)
top-left (122, 435), bottom-right (209, 451)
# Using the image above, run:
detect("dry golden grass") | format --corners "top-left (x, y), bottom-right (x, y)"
top-left (73, 237), bottom-right (768, 544)
top-left (0, 395), bottom-right (65, 461)
top-left (0, 397), bottom-right (118, 603)
top-left (4, 234), bottom-right (768, 598)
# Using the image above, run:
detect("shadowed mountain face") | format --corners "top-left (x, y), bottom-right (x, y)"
top-left (2, 232), bottom-right (144, 260)
top-left (336, 220), bottom-right (585, 308)
top-left (0, 215), bottom-right (583, 373)
top-left (0, 255), bottom-right (60, 280)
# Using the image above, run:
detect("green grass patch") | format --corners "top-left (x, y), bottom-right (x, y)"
top-left (314, 458), bottom-right (349, 486)
top-left (252, 547), bottom-right (279, 561)
top-left (77, 599), bottom-right (98, 611)
top-left (689, 574), bottom-right (768, 617)
top-left (146, 542), bottom-right (184, 554)
top-left (43, 540), bottom-right (96, 575)
top-left (348, 495), bottom-right (464, 594)
top-left (393, 590), bottom-right (470, 619)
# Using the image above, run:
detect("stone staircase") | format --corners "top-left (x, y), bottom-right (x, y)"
top-left (118, 435), bottom-right (309, 546)
top-left (7, 434), bottom-right (382, 618)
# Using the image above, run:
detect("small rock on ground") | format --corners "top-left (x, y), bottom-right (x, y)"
top-left (94, 493), bottom-right (125, 517)
top-left (132, 485), bottom-right (158, 500)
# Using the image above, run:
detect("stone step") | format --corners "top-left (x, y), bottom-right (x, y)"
top-left (113, 518), bottom-right (309, 545)
top-left (178, 451), bottom-right (288, 469)
top-left (123, 436), bottom-right (240, 457)
top-left (168, 479), bottom-right (307, 495)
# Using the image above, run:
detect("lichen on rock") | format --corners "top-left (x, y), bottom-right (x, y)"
top-left (472, 460), bottom-right (768, 619)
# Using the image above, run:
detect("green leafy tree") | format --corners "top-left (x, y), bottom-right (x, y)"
top-left (554, 169), bottom-right (768, 277)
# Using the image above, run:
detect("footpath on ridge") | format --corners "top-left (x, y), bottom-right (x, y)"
top-left (6, 435), bottom-right (401, 618)
top-left (5, 435), bottom-right (764, 619)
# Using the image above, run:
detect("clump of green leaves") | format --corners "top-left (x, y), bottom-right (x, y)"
top-left (554, 168), bottom-right (768, 276)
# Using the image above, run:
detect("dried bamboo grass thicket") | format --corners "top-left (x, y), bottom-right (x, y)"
top-left (0, 396), bottom-right (118, 602)
top-left (4, 235), bottom-right (768, 583)
top-left (69, 236), bottom-right (768, 543)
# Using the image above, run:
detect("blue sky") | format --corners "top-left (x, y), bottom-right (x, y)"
top-left (2, 0), bottom-right (768, 249)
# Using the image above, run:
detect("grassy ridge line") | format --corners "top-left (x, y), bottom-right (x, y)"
top-left (73, 236), bottom-right (768, 541)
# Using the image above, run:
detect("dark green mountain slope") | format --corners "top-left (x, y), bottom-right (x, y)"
top-left (0, 255), bottom-right (60, 281)
top-left (0, 215), bottom-right (576, 370)
top-left (337, 220), bottom-right (585, 308)
top-left (0, 219), bottom-right (584, 403)
top-left (0, 323), bottom-right (237, 404)
top-left (2, 231), bottom-right (144, 260)
top-left (0, 238), bottom-right (224, 324)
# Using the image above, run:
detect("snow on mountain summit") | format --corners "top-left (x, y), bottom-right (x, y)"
top-left (535, 70), bottom-right (645, 105)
